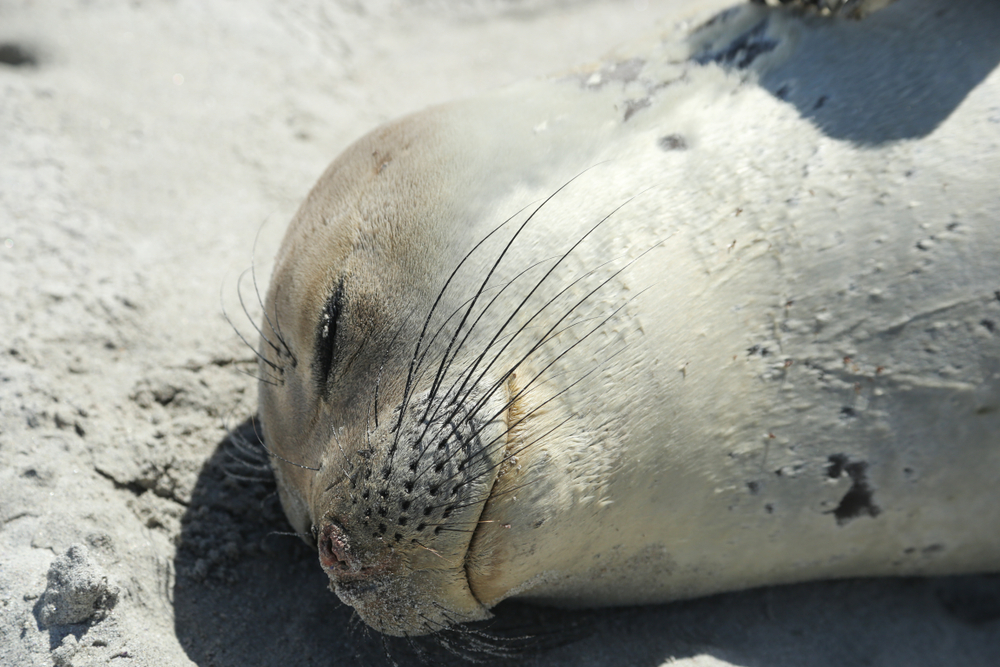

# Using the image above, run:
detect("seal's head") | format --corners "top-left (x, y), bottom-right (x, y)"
top-left (256, 113), bottom-right (524, 636)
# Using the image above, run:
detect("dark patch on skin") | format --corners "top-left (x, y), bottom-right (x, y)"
top-left (658, 134), bottom-right (688, 151)
top-left (813, 95), bottom-right (828, 110)
top-left (747, 481), bottom-right (760, 495)
top-left (694, 20), bottom-right (777, 70)
top-left (623, 98), bottom-right (651, 122)
top-left (746, 345), bottom-right (770, 357)
top-left (981, 319), bottom-right (996, 333)
top-left (839, 406), bottom-right (856, 418)
top-left (825, 454), bottom-right (879, 525)
top-left (0, 43), bottom-right (38, 67)
top-left (775, 84), bottom-right (790, 100)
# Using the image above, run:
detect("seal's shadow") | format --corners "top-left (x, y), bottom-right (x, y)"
top-left (699, 0), bottom-right (1000, 145)
top-left (173, 421), bottom-right (1000, 667)
top-left (171, 419), bottom-right (591, 666)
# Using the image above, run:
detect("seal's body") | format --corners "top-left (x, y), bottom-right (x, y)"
top-left (258, 0), bottom-right (1000, 637)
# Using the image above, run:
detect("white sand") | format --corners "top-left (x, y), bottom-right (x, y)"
top-left (1, 1), bottom-right (998, 665)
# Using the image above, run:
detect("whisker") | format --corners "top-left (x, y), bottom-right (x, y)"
top-left (235, 366), bottom-right (282, 386)
top-left (251, 218), bottom-right (295, 363)
top-left (415, 254), bottom-right (560, 440)
top-left (222, 275), bottom-right (284, 377)
top-left (237, 268), bottom-right (288, 367)
top-left (265, 530), bottom-right (312, 540)
top-left (431, 307), bottom-right (635, 490)
top-left (466, 238), bottom-right (663, 425)
top-left (249, 413), bottom-right (321, 472)
top-left (458, 196), bottom-right (643, 418)
top-left (392, 206), bottom-right (528, 453)
top-left (419, 173), bottom-right (601, 431)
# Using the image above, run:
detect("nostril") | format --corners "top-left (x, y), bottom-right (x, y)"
top-left (318, 524), bottom-right (349, 571)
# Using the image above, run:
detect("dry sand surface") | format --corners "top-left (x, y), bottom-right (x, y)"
top-left (1, 0), bottom-right (998, 665)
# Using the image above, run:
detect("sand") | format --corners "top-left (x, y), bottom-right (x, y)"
top-left (1, 0), bottom-right (998, 665)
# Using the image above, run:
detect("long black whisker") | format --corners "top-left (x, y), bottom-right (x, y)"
top-left (420, 414), bottom-right (576, 514)
top-left (466, 237), bottom-right (663, 425)
top-left (472, 292), bottom-right (640, 450)
top-left (426, 291), bottom-right (638, 488)
top-left (235, 366), bottom-right (282, 386)
top-left (408, 256), bottom-right (562, 470)
top-left (251, 219), bottom-right (295, 362)
top-left (268, 283), bottom-right (296, 367)
top-left (236, 268), bottom-right (287, 364)
top-left (248, 414), bottom-right (321, 472)
top-left (443, 345), bottom-right (622, 492)
top-left (454, 344), bottom-right (629, 492)
top-left (457, 197), bottom-right (642, 419)
top-left (392, 206), bottom-right (526, 453)
top-left (416, 254), bottom-right (559, 418)
top-left (419, 173), bottom-right (599, 431)
top-left (409, 248), bottom-right (641, 486)
top-left (412, 258), bottom-right (640, 485)
top-left (223, 275), bottom-right (284, 376)
top-left (421, 206), bottom-right (641, 459)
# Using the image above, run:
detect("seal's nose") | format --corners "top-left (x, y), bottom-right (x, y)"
top-left (318, 523), bottom-right (350, 571)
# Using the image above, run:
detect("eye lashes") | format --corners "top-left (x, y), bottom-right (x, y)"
top-left (314, 277), bottom-right (345, 394)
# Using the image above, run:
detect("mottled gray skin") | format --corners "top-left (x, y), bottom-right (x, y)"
top-left (257, 0), bottom-right (1000, 637)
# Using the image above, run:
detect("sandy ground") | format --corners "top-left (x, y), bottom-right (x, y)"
top-left (1, 0), bottom-right (998, 665)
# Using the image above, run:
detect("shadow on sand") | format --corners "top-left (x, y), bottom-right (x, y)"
top-left (172, 421), bottom-right (1000, 667)
top-left (696, 0), bottom-right (1000, 145)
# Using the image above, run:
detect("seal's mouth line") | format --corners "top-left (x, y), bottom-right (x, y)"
top-left (462, 449), bottom-right (505, 606)
top-left (461, 376), bottom-right (519, 605)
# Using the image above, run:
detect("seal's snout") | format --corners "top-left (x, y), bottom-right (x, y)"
top-left (317, 523), bottom-right (350, 572)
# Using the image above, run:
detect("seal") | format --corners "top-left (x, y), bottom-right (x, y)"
top-left (255, 0), bottom-right (1000, 637)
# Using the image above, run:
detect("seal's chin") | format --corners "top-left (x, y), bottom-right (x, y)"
top-left (326, 563), bottom-right (491, 637)
top-left (316, 517), bottom-right (494, 636)
top-left (314, 462), bottom-right (501, 636)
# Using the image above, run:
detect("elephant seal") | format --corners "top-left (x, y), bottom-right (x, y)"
top-left (256, 0), bottom-right (1000, 637)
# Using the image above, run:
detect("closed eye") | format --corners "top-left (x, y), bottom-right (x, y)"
top-left (314, 277), bottom-right (345, 395)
